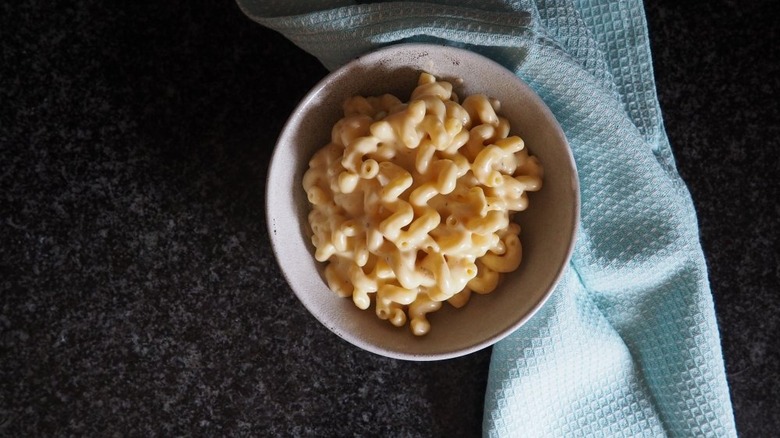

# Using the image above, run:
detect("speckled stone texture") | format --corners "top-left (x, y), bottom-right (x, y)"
top-left (645, 2), bottom-right (780, 436)
top-left (1, 0), bottom-right (777, 436)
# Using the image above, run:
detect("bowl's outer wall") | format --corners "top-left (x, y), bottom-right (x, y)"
top-left (266, 44), bottom-right (579, 361)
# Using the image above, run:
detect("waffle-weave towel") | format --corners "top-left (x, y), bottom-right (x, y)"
top-left (236, 1), bottom-right (737, 436)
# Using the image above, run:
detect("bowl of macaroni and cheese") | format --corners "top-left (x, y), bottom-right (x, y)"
top-left (266, 44), bottom-right (579, 361)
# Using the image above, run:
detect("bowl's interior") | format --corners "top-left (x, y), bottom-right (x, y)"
top-left (266, 44), bottom-right (579, 360)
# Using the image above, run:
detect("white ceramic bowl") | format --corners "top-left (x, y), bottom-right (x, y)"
top-left (266, 44), bottom-right (579, 361)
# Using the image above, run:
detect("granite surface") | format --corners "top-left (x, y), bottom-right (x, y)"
top-left (1, 0), bottom-right (777, 436)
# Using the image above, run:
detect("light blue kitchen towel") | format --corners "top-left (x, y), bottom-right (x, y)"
top-left (237, 1), bottom-right (737, 436)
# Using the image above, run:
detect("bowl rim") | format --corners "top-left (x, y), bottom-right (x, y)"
top-left (265, 43), bottom-right (580, 361)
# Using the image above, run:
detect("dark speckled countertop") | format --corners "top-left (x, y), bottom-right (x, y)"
top-left (1, 1), bottom-right (778, 436)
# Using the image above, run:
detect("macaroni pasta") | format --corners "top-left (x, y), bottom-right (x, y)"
top-left (303, 72), bottom-right (543, 336)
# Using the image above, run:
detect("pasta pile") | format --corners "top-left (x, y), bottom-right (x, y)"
top-left (302, 72), bottom-right (543, 335)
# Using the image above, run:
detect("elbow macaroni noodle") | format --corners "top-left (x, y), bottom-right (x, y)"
top-left (303, 72), bottom-right (543, 336)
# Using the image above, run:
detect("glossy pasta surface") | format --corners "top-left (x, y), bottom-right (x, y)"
top-left (302, 73), bottom-right (543, 335)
